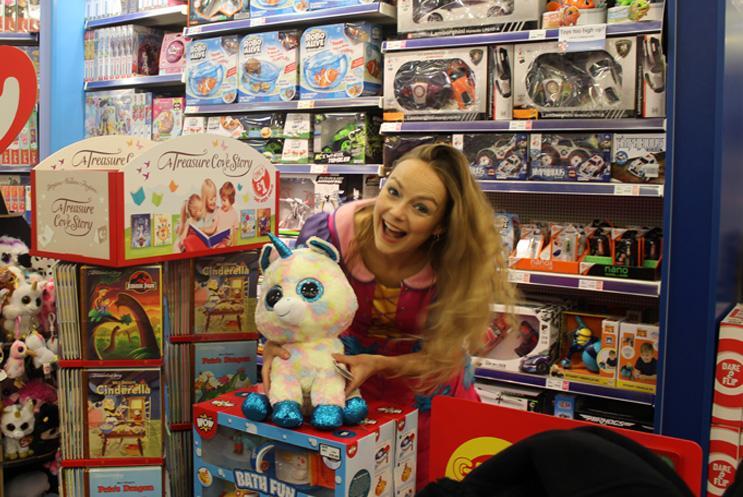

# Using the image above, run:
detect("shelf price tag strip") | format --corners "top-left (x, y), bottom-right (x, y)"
top-left (546, 377), bottom-right (569, 392)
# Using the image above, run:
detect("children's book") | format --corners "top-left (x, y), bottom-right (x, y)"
top-left (83, 368), bottom-right (163, 459)
top-left (193, 341), bottom-right (257, 404)
top-left (152, 214), bottom-right (172, 247)
top-left (80, 265), bottom-right (163, 361)
top-left (192, 252), bottom-right (259, 335)
top-left (131, 214), bottom-right (152, 249)
top-left (86, 466), bottom-right (164, 497)
top-left (184, 224), bottom-right (231, 251)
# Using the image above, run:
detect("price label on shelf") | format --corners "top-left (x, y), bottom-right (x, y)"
top-left (297, 100), bottom-right (315, 110)
top-left (508, 271), bottom-right (531, 284)
top-left (546, 377), bottom-right (569, 392)
top-left (385, 40), bottom-right (407, 51)
top-left (310, 164), bottom-right (328, 174)
top-left (579, 279), bottom-right (604, 291)
top-left (380, 122), bottom-right (402, 133)
top-left (614, 184), bottom-right (640, 196)
top-left (558, 24), bottom-right (607, 52)
top-left (508, 121), bottom-right (532, 131)
top-left (250, 17), bottom-right (267, 27)
top-left (188, 25), bottom-right (202, 35)
top-left (184, 106), bottom-right (197, 114)
top-left (528, 29), bottom-right (547, 41)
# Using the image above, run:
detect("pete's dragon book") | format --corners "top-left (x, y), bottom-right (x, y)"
top-left (193, 341), bottom-right (257, 404)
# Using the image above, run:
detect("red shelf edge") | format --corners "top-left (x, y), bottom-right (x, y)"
top-left (169, 423), bottom-right (192, 432)
top-left (59, 359), bottom-right (164, 368)
top-left (168, 333), bottom-right (259, 344)
top-left (62, 457), bottom-right (164, 468)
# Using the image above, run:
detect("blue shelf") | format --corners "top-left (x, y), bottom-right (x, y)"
top-left (478, 180), bottom-right (664, 197)
top-left (84, 73), bottom-right (184, 91)
top-left (383, 20), bottom-right (663, 52)
top-left (381, 118), bottom-right (666, 134)
top-left (276, 164), bottom-right (381, 175)
top-left (0, 166), bottom-right (33, 173)
top-left (185, 2), bottom-right (395, 38)
top-left (508, 270), bottom-right (661, 297)
top-left (0, 32), bottom-right (38, 45)
top-left (184, 96), bottom-right (383, 115)
top-left (85, 5), bottom-right (188, 29)
top-left (474, 368), bottom-right (655, 406)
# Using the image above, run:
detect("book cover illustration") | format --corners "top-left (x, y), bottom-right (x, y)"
top-left (152, 214), bottom-right (173, 247)
top-left (193, 253), bottom-right (259, 334)
top-left (185, 224), bottom-right (231, 250)
top-left (131, 214), bottom-right (151, 249)
top-left (82, 266), bottom-right (163, 361)
top-left (240, 209), bottom-right (256, 240)
top-left (193, 341), bottom-right (257, 404)
top-left (87, 466), bottom-right (163, 497)
top-left (85, 369), bottom-right (162, 459)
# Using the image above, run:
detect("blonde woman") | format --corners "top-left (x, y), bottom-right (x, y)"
top-left (262, 143), bottom-right (515, 488)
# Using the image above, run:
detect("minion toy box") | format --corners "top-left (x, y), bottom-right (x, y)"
top-left (299, 23), bottom-right (383, 100)
top-left (193, 388), bottom-right (418, 497)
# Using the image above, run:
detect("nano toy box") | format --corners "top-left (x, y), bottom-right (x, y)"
top-left (611, 133), bottom-right (665, 184)
top-left (617, 321), bottom-right (660, 394)
top-left (250, 0), bottom-right (310, 18)
top-left (186, 35), bottom-right (239, 106)
top-left (190, 0), bottom-right (250, 24)
top-left (384, 47), bottom-right (489, 121)
top-left (313, 112), bottom-right (382, 164)
top-left (299, 23), bottom-right (383, 100)
top-left (712, 305), bottom-right (743, 428)
top-left (529, 133), bottom-right (612, 182)
top-left (513, 38), bottom-right (638, 119)
top-left (193, 389), bottom-right (418, 497)
top-left (397, 0), bottom-right (543, 37)
top-left (239, 31), bottom-right (300, 104)
top-left (475, 303), bottom-right (563, 376)
top-left (454, 133), bottom-right (528, 180)
top-left (159, 32), bottom-right (188, 75)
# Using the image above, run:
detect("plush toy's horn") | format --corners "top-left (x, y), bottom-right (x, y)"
top-left (268, 233), bottom-right (292, 259)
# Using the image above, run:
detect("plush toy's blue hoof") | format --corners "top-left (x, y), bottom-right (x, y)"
top-left (560, 358), bottom-right (571, 369)
top-left (272, 400), bottom-right (303, 428)
top-left (343, 397), bottom-right (368, 425)
top-left (311, 405), bottom-right (343, 430)
top-left (242, 393), bottom-right (271, 421)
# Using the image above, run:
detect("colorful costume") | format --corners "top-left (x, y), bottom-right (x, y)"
top-left (298, 199), bottom-right (479, 489)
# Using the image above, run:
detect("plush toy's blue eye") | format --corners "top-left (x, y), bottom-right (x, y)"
top-left (265, 285), bottom-right (283, 310)
top-left (297, 278), bottom-right (323, 302)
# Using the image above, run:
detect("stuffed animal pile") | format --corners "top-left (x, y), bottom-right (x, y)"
top-left (242, 234), bottom-right (366, 430)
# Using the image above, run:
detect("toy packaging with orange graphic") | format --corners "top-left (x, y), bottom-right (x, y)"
top-left (542, 0), bottom-right (607, 28)
top-left (617, 321), bottom-right (660, 393)
top-left (193, 388), bottom-right (418, 497)
top-left (83, 368), bottom-right (163, 460)
top-left (80, 265), bottom-right (163, 361)
top-left (186, 36), bottom-right (239, 107)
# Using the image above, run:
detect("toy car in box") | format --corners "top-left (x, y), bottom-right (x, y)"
top-left (513, 38), bottom-right (638, 119)
top-left (397, 0), bottom-right (543, 37)
top-left (190, 0), bottom-right (250, 24)
top-left (611, 133), bottom-right (665, 184)
top-left (454, 133), bottom-right (528, 180)
top-left (186, 35), bottom-right (239, 106)
top-left (474, 303), bottom-right (563, 376)
top-left (384, 47), bottom-right (488, 121)
top-left (193, 388), bottom-right (418, 497)
top-left (383, 134), bottom-right (451, 176)
top-left (313, 112), bottom-right (382, 164)
top-left (239, 30), bottom-right (300, 104)
top-left (529, 133), bottom-right (612, 182)
top-left (299, 23), bottom-right (383, 100)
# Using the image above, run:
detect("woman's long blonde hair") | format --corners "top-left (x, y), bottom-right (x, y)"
top-left (354, 143), bottom-right (517, 389)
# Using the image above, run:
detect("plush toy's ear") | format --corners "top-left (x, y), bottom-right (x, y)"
top-left (307, 237), bottom-right (340, 263)
top-left (259, 244), bottom-right (276, 273)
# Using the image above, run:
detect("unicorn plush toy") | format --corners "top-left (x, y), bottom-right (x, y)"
top-left (242, 234), bottom-right (367, 430)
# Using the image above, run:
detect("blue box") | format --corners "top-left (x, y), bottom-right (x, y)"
top-left (186, 36), bottom-right (239, 106)
top-left (299, 22), bottom-right (383, 100)
top-left (250, 0), bottom-right (311, 18)
top-left (239, 31), bottom-right (300, 104)
top-left (528, 133), bottom-right (612, 182)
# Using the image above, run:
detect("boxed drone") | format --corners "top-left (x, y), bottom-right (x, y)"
top-left (239, 31), bottom-right (300, 104)
top-left (617, 321), bottom-right (659, 394)
top-left (607, 0), bottom-right (664, 23)
top-left (551, 312), bottom-right (623, 387)
top-left (189, 0), bottom-right (249, 24)
top-left (193, 389), bottom-right (418, 497)
top-left (528, 133), bottom-right (612, 182)
top-left (474, 303), bottom-right (563, 376)
top-left (313, 112), bottom-right (382, 164)
top-left (475, 381), bottom-right (547, 413)
top-left (513, 38), bottom-right (638, 119)
top-left (611, 133), bottom-right (665, 184)
top-left (454, 133), bottom-right (528, 180)
top-left (397, 0), bottom-right (543, 37)
top-left (384, 47), bottom-right (489, 121)
top-left (299, 23), bottom-right (383, 100)
top-left (186, 35), bottom-right (239, 106)
top-left (382, 134), bottom-right (452, 176)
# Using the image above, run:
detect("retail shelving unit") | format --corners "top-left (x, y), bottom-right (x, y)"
top-left (0, 32), bottom-right (38, 44)
top-left (380, 118), bottom-right (666, 133)
top-left (84, 4), bottom-right (188, 29)
top-left (183, 96), bottom-right (384, 115)
top-left (84, 73), bottom-right (184, 91)
top-left (275, 163), bottom-right (383, 175)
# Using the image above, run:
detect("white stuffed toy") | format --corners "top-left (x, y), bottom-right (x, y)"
top-left (25, 330), bottom-right (58, 374)
top-left (1, 279), bottom-right (43, 339)
top-left (242, 234), bottom-right (366, 430)
top-left (1, 399), bottom-right (35, 459)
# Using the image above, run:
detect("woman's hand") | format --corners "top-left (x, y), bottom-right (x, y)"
top-left (332, 353), bottom-right (383, 396)
top-left (261, 341), bottom-right (291, 391)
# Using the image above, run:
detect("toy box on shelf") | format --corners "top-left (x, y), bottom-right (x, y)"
top-left (30, 135), bottom-right (278, 267)
top-left (159, 32), bottom-right (189, 75)
top-left (607, 0), bottom-right (664, 24)
top-left (639, 34), bottom-right (667, 118)
top-left (152, 97), bottom-right (185, 142)
top-left (397, 0), bottom-right (543, 38)
top-left (711, 304), bottom-right (743, 429)
top-left (490, 45), bottom-right (514, 121)
top-left (611, 133), bottom-right (665, 184)
top-left (551, 393), bottom-right (655, 432)
top-left (189, 0), bottom-right (250, 24)
top-left (512, 38), bottom-right (638, 119)
top-left (542, 0), bottom-right (607, 28)
top-left (193, 388), bottom-right (418, 497)
top-left (313, 113), bottom-right (382, 164)
top-left (186, 36), bottom-right (240, 106)
top-left (239, 31), bottom-right (300, 104)
top-left (550, 311), bottom-right (622, 387)
top-left (299, 23), bottom-right (383, 100)
top-left (528, 133), bottom-right (612, 182)
top-left (384, 47), bottom-right (489, 121)
top-left (474, 303), bottom-right (563, 376)
top-left (207, 113), bottom-right (287, 141)
top-left (708, 424), bottom-right (742, 497)
top-left (454, 133), bottom-right (528, 180)
top-left (251, 0), bottom-right (310, 18)
top-left (617, 321), bottom-right (659, 394)
top-left (475, 381), bottom-right (547, 413)
top-left (382, 134), bottom-right (452, 175)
